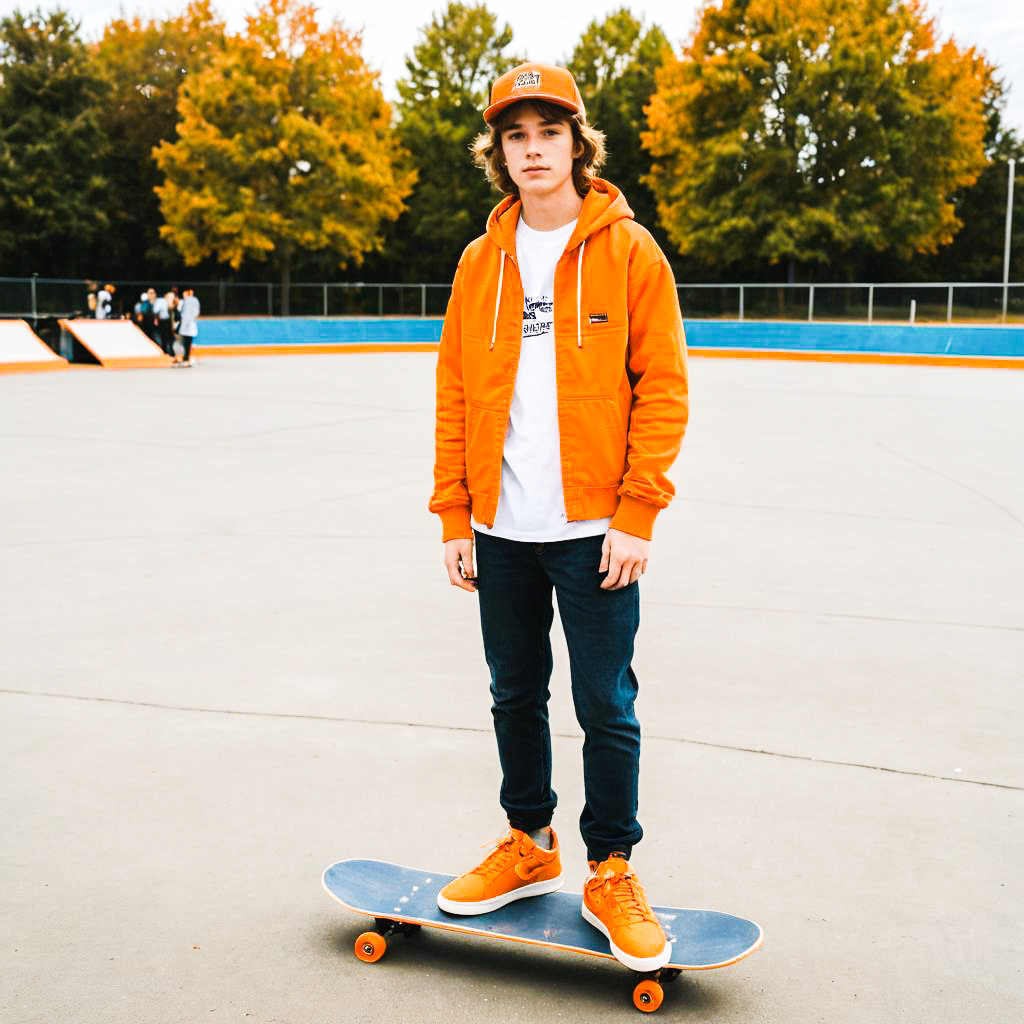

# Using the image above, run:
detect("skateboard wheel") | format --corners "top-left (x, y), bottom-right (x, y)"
top-left (354, 931), bottom-right (387, 963)
top-left (632, 979), bottom-right (664, 1013)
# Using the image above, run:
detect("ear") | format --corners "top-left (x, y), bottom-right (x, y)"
top-left (573, 138), bottom-right (585, 160)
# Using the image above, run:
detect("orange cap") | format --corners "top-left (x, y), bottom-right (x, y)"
top-left (484, 63), bottom-right (585, 125)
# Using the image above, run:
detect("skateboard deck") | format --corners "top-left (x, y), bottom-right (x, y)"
top-left (323, 859), bottom-right (763, 1013)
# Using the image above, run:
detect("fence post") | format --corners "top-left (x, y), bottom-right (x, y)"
top-left (267, 282), bottom-right (273, 316)
top-left (323, 283), bottom-right (328, 317)
top-left (738, 284), bottom-right (744, 322)
top-left (30, 273), bottom-right (37, 319)
top-left (909, 299), bottom-right (916, 324)
top-left (378, 285), bottom-right (383, 316)
top-left (867, 285), bottom-right (874, 323)
top-left (421, 284), bottom-right (427, 317)
top-left (219, 281), bottom-right (225, 314)
top-left (807, 284), bottom-right (815, 322)
top-left (1002, 158), bottom-right (1015, 323)
top-left (947, 285), bottom-right (953, 323)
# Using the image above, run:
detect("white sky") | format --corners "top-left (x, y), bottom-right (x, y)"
top-left (10, 0), bottom-right (1024, 133)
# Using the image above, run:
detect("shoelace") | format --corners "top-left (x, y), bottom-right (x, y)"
top-left (472, 833), bottom-right (524, 881)
top-left (588, 864), bottom-right (654, 925)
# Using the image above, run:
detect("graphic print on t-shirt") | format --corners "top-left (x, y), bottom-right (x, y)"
top-left (523, 295), bottom-right (554, 338)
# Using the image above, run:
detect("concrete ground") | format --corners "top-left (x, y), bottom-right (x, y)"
top-left (1, 353), bottom-right (1022, 1023)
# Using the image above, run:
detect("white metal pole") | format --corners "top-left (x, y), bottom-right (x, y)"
top-left (808, 284), bottom-right (814, 322)
top-left (868, 285), bottom-right (873, 323)
top-left (910, 299), bottom-right (916, 324)
top-left (1003, 158), bottom-right (1016, 323)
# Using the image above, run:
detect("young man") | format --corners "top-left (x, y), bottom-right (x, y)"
top-left (429, 63), bottom-right (689, 972)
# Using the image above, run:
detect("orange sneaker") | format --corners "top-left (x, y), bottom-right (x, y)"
top-left (437, 828), bottom-right (563, 915)
top-left (581, 855), bottom-right (672, 971)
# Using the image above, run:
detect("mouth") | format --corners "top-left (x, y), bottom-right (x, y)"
top-left (523, 166), bottom-right (548, 173)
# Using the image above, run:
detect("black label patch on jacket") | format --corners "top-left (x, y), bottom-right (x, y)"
top-left (588, 312), bottom-right (609, 324)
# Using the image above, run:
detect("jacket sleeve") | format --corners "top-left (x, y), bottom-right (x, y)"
top-left (428, 260), bottom-right (474, 541)
top-left (610, 254), bottom-right (690, 540)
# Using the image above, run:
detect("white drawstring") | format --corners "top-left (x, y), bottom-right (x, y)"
top-left (489, 250), bottom-right (505, 351)
top-left (576, 238), bottom-right (586, 348)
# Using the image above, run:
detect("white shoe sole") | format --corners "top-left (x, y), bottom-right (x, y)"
top-left (436, 874), bottom-right (564, 915)
top-left (581, 901), bottom-right (673, 971)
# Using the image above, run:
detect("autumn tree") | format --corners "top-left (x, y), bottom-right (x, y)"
top-left (0, 7), bottom-right (109, 276)
top-left (154, 0), bottom-right (413, 312)
top-left (91, 1), bottom-right (225, 278)
top-left (568, 8), bottom-right (669, 245)
top-left (378, 2), bottom-right (520, 282)
top-left (644, 0), bottom-right (992, 281)
top-left (910, 71), bottom-right (1024, 282)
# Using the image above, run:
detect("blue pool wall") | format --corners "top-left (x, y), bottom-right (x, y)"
top-left (196, 317), bottom-right (1024, 358)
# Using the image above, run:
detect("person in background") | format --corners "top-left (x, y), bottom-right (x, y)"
top-left (152, 290), bottom-right (175, 356)
top-left (134, 291), bottom-right (153, 339)
top-left (96, 283), bottom-right (115, 320)
top-left (177, 287), bottom-right (201, 366)
top-left (144, 288), bottom-right (159, 341)
top-left (85, 280), bottom-right (98, 317)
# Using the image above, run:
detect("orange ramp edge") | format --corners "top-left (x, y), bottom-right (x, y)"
top-left (0, 319), bottom-right (69, 373)
top-left (59, 318), bottom-right (172, 368)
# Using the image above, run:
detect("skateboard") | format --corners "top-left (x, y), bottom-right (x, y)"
top-left (322, 859), bottom-right (763, 1013)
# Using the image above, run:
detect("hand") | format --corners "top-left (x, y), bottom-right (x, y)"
top-left (444, 537), bottom-right (478, 593)
top-left (599, 528), bottom-right (649, 590)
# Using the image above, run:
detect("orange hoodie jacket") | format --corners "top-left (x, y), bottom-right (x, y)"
top-left (430, 178), bottom-right (689, 542)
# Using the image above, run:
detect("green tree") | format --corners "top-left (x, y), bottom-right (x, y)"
top-left (0, 6), bottom-right (109, 276)
top-left (91, 1), bottom-right (225, 278)
top-left (644, 0), bottom-right (991, 282)
top-left (568, 8), bottom-right (669, 244)
top-left (154, 0), bottom-right (413, 313)
top-left (379, 2), bottom-right (520, 283)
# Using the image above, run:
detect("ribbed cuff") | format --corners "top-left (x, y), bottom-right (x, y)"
top-left (439, 505), bottom-right (473, 542)
top-left (609, 494), bottom-right (659, 540)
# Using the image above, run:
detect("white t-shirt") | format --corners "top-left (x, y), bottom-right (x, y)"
top-left (96, 289), bottom-right (111, 320)
top-left (473, 216), bottom-right (611, 543)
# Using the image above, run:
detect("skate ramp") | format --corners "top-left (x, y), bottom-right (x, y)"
top-left (0, 319), bottom-right (68, 373)
top-left (59, 319), bottom-right (172, 368)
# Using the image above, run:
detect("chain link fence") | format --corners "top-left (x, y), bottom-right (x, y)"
top-left (2, 277), bottom-right (1023, 324)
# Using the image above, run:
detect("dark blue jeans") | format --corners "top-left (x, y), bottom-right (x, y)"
top-left (474, 530), bottom-right (643, 863)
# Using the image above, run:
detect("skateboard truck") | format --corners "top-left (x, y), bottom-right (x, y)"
top-left (354, 918), bottom-right (422, 963)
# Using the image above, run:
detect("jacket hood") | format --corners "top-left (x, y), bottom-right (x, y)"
top-left (485, 177), bottom-right (634, 258)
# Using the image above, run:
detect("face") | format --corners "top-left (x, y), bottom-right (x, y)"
top-left (500, 106), bottom-right (582, 201)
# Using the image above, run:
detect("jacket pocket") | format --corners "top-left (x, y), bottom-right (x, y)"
top-left (465, 404), bottom-right (499, 495)
top-left (560, 397), bottom-right (627, 488)
top-left (569, 323), bottom-right (629, 398)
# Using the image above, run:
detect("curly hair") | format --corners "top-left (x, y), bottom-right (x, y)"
top-left (471, 99), bottom-right (606, 198)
